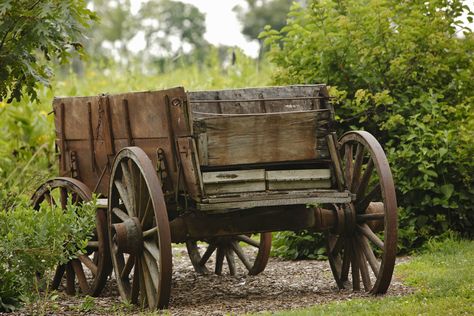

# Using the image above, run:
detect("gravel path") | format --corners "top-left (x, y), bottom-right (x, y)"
top-left (14, 246), bottom-right (412, 315)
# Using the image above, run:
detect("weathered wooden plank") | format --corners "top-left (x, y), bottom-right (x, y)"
top-left (266, 169), bottom-right (332, 190)
top-left (197, 195), bottom-right (352, 211)
top-left (195, 110), bottom-right (331, 166)
top-left (177, 137), bottom-right (202, 199)
top-left (202, 189), bottom-right (351, 203)
top-left (266, 169), bottom-right (331, 181)
top-left (202, 169), bottom-right (265, 195)
top-left (188, 85), bottom-right (328, 116)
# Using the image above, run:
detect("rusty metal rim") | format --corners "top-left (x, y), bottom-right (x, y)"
top-left (31, 177), bottom-right (111, 296)
top-left (108, 146), bottom-right (172, 309)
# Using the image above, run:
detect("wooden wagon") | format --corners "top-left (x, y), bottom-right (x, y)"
top-left (32, 84), bottom-right (398, 309)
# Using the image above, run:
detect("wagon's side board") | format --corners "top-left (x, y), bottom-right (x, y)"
top-left (188, 84), bottom-right (330, 117)
top-left (52, 87), bottom-right (202, 199)
top-left (194, 110), bottom-right (331, 166)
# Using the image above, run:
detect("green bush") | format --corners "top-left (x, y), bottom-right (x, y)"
top-left (0, 198), bottom-right (96, 312)
top-left (262, 0), bottom-right (474, 256)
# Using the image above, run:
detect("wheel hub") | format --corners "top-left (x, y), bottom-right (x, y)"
top-left (113, 217), bottom-right (143, 255)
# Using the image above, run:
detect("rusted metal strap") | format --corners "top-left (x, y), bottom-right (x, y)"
top-left (59, 102), bottom-right (66, 172)
top-left (122, 98), bottom-right (134, 146)
top-left (87, 101), bottom-right (97, 172)
top-left (98, 95), bottom-right (115, 157)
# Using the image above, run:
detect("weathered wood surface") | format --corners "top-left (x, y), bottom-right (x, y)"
top-left (53, 87), bottom-right (200, 198)
top-left (202, 169), bottom-right (266, 195)
top-left (194, 110), bottom-right (331, 166)
top-left (188, 85), bottom-right (330, 117)
top-left (266, 169), bottom-right (332, 190)
top-left (197, 189), bottom-right (352, 211)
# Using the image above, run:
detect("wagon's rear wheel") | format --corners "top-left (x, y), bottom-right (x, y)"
top-left (186, 233), bottom-right (271, 276)
top-left (31, 177), bottom-right (111, 296)
top-left (108, 147), bottom-right (172, 309)
top-left (327, 131), bottom-right (397, 294)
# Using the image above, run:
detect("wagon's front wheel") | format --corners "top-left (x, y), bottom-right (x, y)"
top-left (31, 177), bottom-right (111, 296)
top-left (327, 131), bottom-right (397, 294)
top-left (186, 233), bottom-right (271, 276)
top-left (108, 147), bottom-right (172, 309)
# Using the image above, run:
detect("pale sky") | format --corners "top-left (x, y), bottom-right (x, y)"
top-left (128, 0), bottom-right (260, 57)
top-left (126, 0), bottom-right (473, 58)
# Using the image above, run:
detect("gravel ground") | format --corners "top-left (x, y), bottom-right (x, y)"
top-left (12, 246), bottom-right (413, 315)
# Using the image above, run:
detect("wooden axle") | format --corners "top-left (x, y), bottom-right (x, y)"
top-left (170, 202), bottom-right (384, 243)
top-left (169, 205), bottom-right (338, 243)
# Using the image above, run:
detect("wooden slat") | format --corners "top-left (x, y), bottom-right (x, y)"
top-left (195, 110), bottom-right (330, 166)
top-left (197, 194), bottom-right (352, 211)
top-left (188, 85), bottom-right (328, 116)
top-left (177, 137), bottom-right (202, 199)
top-left (203, 169), bottom-right (265, 184)
top-left (203, 169), bottom-right (265, 195)
top-left (266, 169), bottom-right (332, 190)
top-left (202, 189), bottom-right (352, 203)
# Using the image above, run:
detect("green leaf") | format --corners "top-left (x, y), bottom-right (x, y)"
top-left (440, 184), bottom-right (454, 199)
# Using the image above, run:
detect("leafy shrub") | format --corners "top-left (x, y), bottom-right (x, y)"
top-left (0, 198), bottom-right (96, 312)
top-left (262, 0), bottom-right (474, 256)
top-left (271, 231), bottom-right (326, 260)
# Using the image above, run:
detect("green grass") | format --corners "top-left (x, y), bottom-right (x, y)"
top-left (260, 237), bottom-right (474, 315)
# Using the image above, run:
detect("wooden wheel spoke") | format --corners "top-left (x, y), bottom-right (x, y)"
top-left (144, 240), bottom-right (161, 261)
top-left (344, 143), bottom-right (354, 185)
top-left (356, 213), bottom-right (385, 222)
top-left (351, 144), bottom-right (365, 191)
top-left (114, 180), bottom-right (134, 216)
top-left (138, 259), bottom-right (147, 308)
top-left (43, 192), bottom-right (56, 206)
top-left (215, 247), bottom-right (225, 275)
top-left (356, 159), bottom-right (374, 198)
top-left (360, 235), bottom-right (380, 275)
top-left (115, 252), bottom-right (126, 281)
top-left (230, 241), bottom-right (252, 271)
top-left (136, 175), bottom-right (147, 220)
top-left (60, 187), bottom-right (68, 209)
top-left (121, 255), bottom-right (135, 279)
top-left (112, 207), bottom-right (130, 222)
top-left (71, 259), bottom-right (89, 293)
top-left (65, 262), bottom-right (76, 295)
top-left (225, 248), bottom-right (237, 275)
top-left (350, 241), bottom-right (361, 291)
top-left (355, 239), bottom-right (372, 291)
top-left (357, 224), bottom-right (384, 249)
top-left (331, 236), bottom-right (344, 257)
top-left (120, 161), bottom-right (136, 217)
top-left (140, 196), bottom-right (152, 226)
top-left (140, 256), bottom-right (157, 309)
top-left (52, 264), bottom-right (66, 289)
top-left (341, 239), bottom-right (351, 282)
top-left (143, 226), bottom-right (158, 239)
top-left (131, 257), bottom-right (140, 304)
top-left (356, 183), bottom-right (381, 213)
top-left (199, 243), bottom-right (217, 266)
top-left (79, 255), bottom-right (98, 276)
top-left (235, 235), bottom-right (260, 248)
top-left (143, 251), bottom-right (160, 293)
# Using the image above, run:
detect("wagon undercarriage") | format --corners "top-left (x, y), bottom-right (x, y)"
top-left (32, 84), bottom-right (397, 310)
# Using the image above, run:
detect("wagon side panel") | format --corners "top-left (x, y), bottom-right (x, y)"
top-left (53, 87), bottom-right (202, 199)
